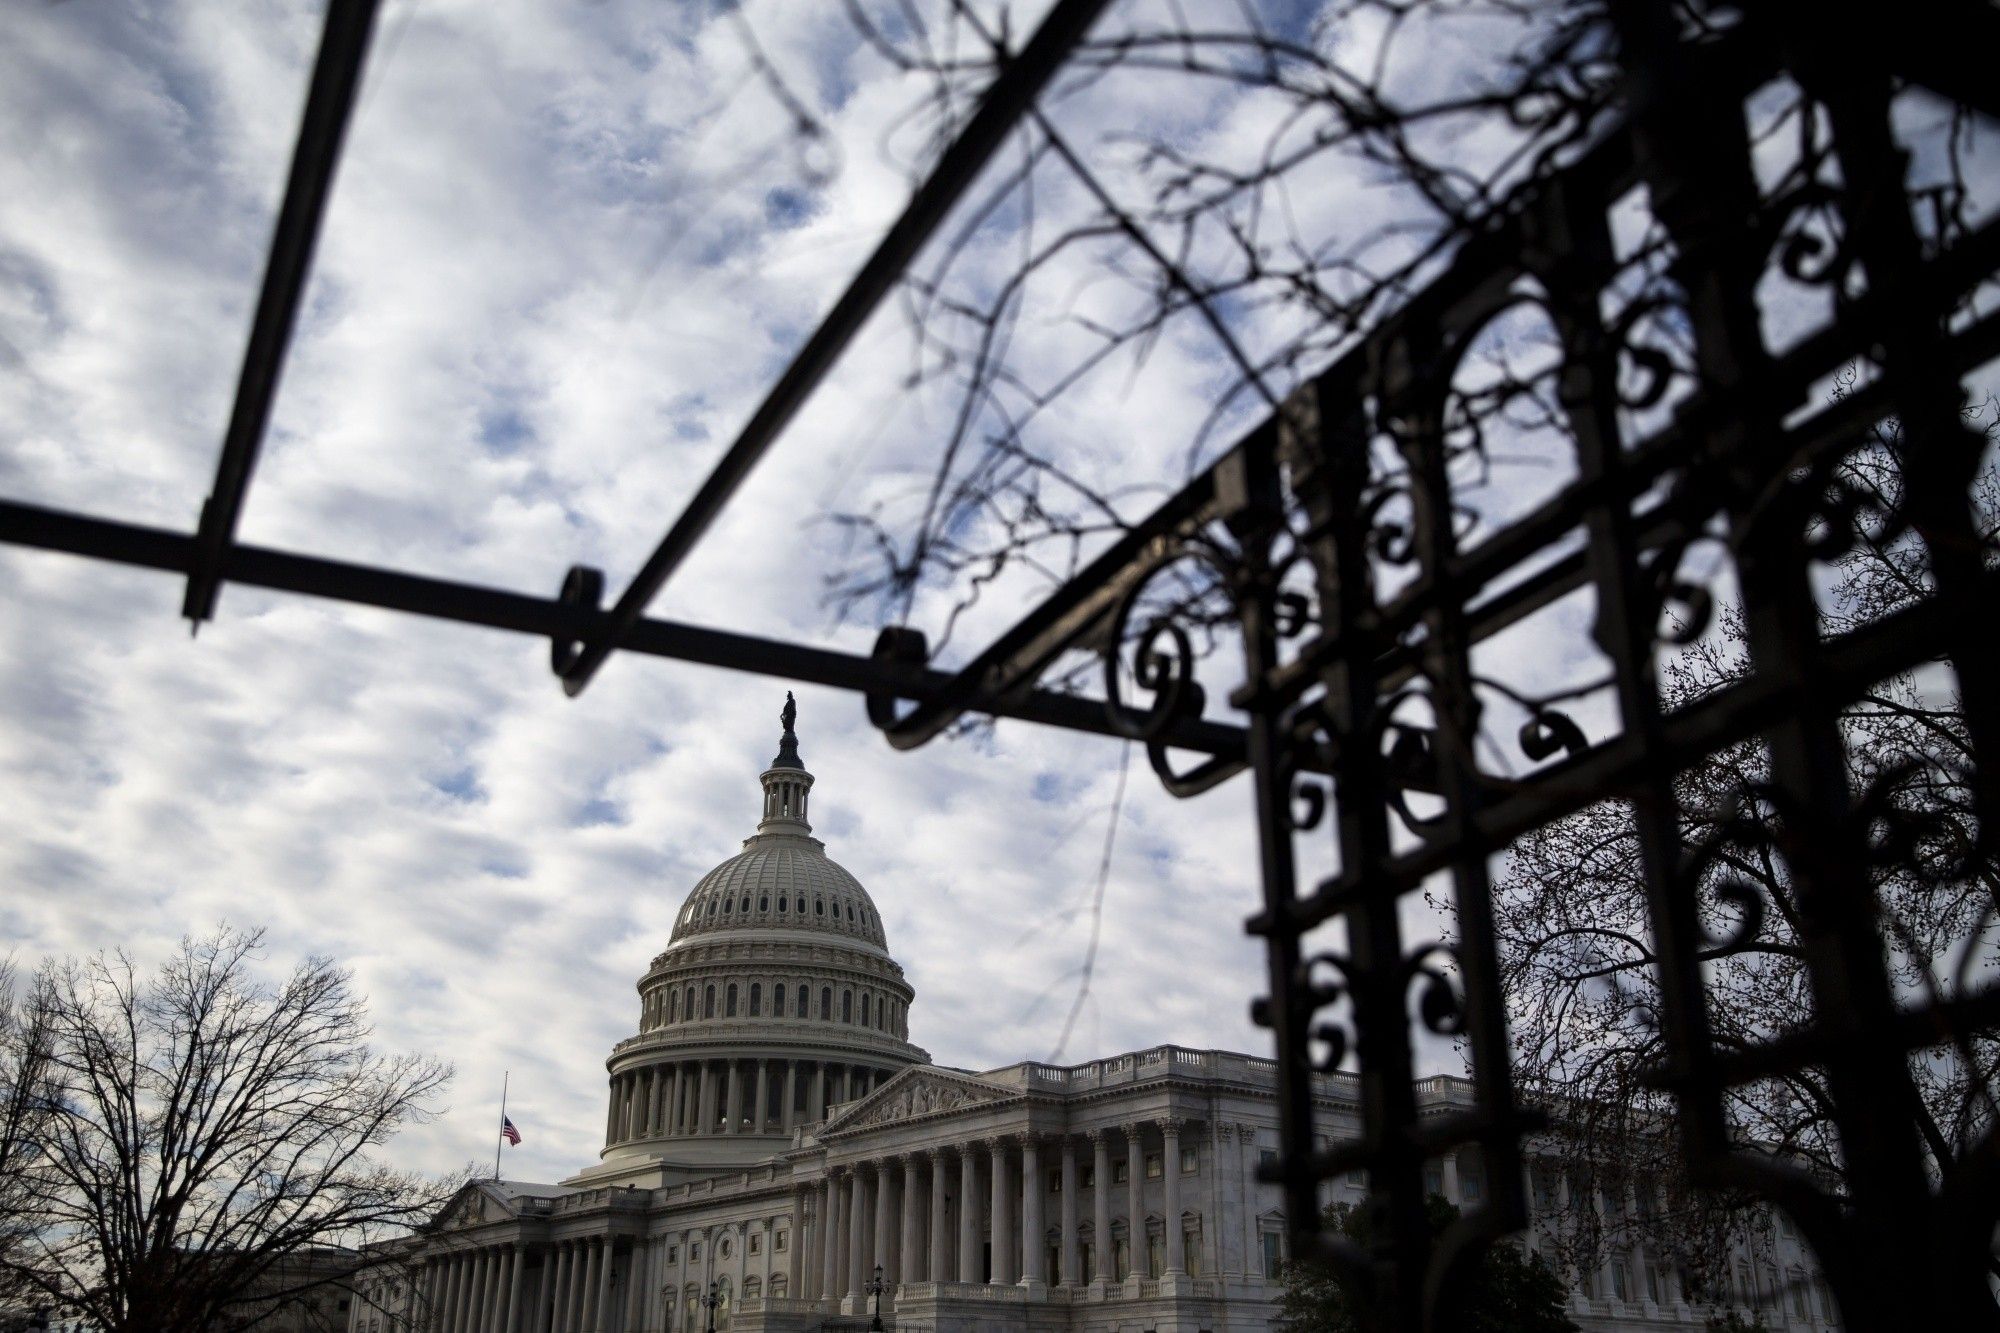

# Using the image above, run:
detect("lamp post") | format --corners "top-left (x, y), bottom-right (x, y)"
top-left (702, 1280), bottom-right (722, 1333)
top-left (867, 1262), bottom-right (887, 1332)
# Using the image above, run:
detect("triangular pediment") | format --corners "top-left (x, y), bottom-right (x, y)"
top-left (821, 1066), bottom-right (1019, 1135)
top-left (430, 1180), bottom-right (557, 1232)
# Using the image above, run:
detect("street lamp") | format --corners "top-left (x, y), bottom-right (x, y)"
top-left (867, 1262), bottom-right (888, 1332)
top-left (702, 1280), bottom-right (722, 1333)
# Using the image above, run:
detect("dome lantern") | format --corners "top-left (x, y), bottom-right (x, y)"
top-left (758, 691), bottom-right (813, 833)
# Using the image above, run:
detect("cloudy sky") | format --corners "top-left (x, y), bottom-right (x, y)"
top-left (0, 0), bottom-right (1398, 1186)
top-left (7, 0), bottom-right (1985, 1193)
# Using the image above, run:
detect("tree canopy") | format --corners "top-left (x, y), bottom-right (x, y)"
top-left (0, 926), bottom-right (462, 1333)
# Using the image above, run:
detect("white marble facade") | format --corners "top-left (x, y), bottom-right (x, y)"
top-left (346, 713), bottom-right (1840, 1333)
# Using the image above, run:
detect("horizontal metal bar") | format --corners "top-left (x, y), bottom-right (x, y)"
top-left (556, 0), bottom-right (1115, 699)
top-left (183, 0), bottom-right (382, 625)
top-left (0, 498), bottom-right (1247, 759)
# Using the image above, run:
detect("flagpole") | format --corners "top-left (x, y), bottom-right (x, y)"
top-left (494, 1070), bottom-right (509, 1180)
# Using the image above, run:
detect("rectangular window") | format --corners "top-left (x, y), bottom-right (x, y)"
top-left (1112, 1161), bottom-right (1129, 1184)
top-left (1790, 1272), bottom-right (1810, 1319)
top-left (1081, 1164), bottom-right (1095, 1189)
top-left (1183, 1230), bottom-right (1201, 1276)
top-left (1346, 1168), bottom-right (1366, 1187)
top-left (1049, 1169), bottom-right (1063, 1193)
top-left (775, 1231), bottom-right (787, 1252)
top-left (691, 1243), bottom-right (701, 1260)
top-left (1646, 1260), bottom-right (1663, 1304)
top-left (1081, 1240), bottom-right (1094, 1280)
top-left (1611, 1260), bottom-right (1630, 1303)
top-left (1261, 1231), bottom-right (1283, 1279)
top-left (1146, 1153), bottom-right (1163, 1180)
top-left (1180, 1146), bottom-right (1198, 1174)
top-left (1148, 1234), bottom-right (1165, 1279)
top-left (1114, 1238), bottom-right (1130, 1281)
top-left (1459, 1169), bottom-right (1482, 1203)
top-left (1423, 1167), bottom-right (1443, 1198)
top-left (667, 1246), bottom-right (678, 1263)
top-left (1258, 1149), bottom-right (1279, 1171)
top-left (749, 1233), bottom-right (762, 1255)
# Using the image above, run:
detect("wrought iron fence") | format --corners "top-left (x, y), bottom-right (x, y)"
top-left (2, 1), bottom-right (1996, 1329)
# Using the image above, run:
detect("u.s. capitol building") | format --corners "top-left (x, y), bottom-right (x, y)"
top-left (347, 707), bottom-right (1836, 1333)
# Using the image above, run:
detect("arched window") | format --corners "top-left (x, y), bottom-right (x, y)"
top-left (778, 896), bottom-right (788, 912)
top-left (704, 985), bottom-right (716, 1019)
top-left (707, 901), bottom-right (717, 916)
top-left (774, 984), bottom-right (786, 1017)
top-left (842, 990), bottom-right (853, 1023)
top-left (759, 896), bottom-right (769, 912)
top-left (726, 984), bottom-right (738, 1017)
top-left (798, 984), bottom-right (809, 1016)
top-left (770, 1275), bottom-right (788, 1298)
top-left (741, 896), bottom-right (750, 913)
top-left (815, 897), bottom-right (824, 916)
top-left (749, 983), bottom-right (761, 1016)
top-left (669, 990), bottom-right (680, 1022)
top-left (685, 985), bottom-right (695, 1018)
top-left (821, 987), bottom-right (832, 1019)
top-left (860, 993), bottom-right (871, 1027)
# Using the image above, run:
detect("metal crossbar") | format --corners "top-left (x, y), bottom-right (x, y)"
top-left (2, 2), bottom-right (1997, 1330)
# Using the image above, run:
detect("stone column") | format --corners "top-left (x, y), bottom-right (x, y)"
top-left (597, 1237), bottom-right (617, 1332)
top-left (1162, 1119), bottom-right (1185, 1274)
top-left (790, 1188), bottom-right (808, 1294)
top-left (474, 1249), bottom-right (493, 1333)
top-left (696, 1063), bottom-right (714, 1135)
top-left (752, 1059), bottom-right (770, 1134)
top-left (1060, 1138), bottom-right (1080, 1286)
top-left (503, 1245), bottom-right (525, 1333)
top-left (607, 1081), bottom-right (620, 1143)
top-left (820, 1176), bottom-right (840, 1299)
top-left (438, 1253), bottom-right (454, 1333)
top-left (645, 1068), bottom-right (660, 1136)
top-left (577, 1239), bottom-right (600, 1331)
top-left (848, 1164), bottom-right (870, 1298)
top-left (872, 1163), bottom-right (895, 1292)
top-left (1091, 1131), bottom-right (1113, 1283)
top-left (957, 1147), bottom-right (980, 1282)
top-left (666, 1066), bottom-right (682, 1135)
top-left (467, 1250), bottom-right (489, 1333)
top-left (625, 1242), bottom-right (648, 1332)
top-left (722, 1061), bottom-right (740, 1135)
top-left (1126, 1127), bottom-right (1145, 1281)
top-left (928, 1149), bottom-right (950, 1282)
top-left (783, 1061), bottom-right (799, 1132)
top-left (987, 1139), bottom-right (1011, 1285)
top-left (457, 1251), bottom-right (476, 1333)
top-left (545, 1244), bottom-right (569, 1333)
top-left (811, 1063), bottom-right (827, 1123)
top-left (489, 1246), bottom-right (508, 1327)
top-left (1021, 1137), bottom-right (1044, 1285)
top-left (898, 1156), bottom-right (923, 1285)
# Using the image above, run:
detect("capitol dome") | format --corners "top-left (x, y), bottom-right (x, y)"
top-left (590, 696), bottom-right (927, 1178)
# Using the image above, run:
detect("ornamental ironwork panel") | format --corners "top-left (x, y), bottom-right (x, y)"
top-left (868, 9), bottom-right (2000, 1331)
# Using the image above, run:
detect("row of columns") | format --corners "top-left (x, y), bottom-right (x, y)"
top-left (606, 1059), bottom-right (885, 1144)
top-left (408, 1231), bottom-right (704, 1333)
top-left (801, 1120), bottom-right (1187, 1300)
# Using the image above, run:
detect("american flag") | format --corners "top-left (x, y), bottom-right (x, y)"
top-left (501, 1116), bottom-right (522, 1146)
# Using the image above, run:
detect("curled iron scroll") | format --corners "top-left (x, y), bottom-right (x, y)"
top-left (1099, 541), bottom-right (1247, 797)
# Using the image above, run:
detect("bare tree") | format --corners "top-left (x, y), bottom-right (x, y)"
top-left (1482, 393), bottom-right (2000, 1298)
top-left (0, 926), bottom-right (465, 1333)
top-left (0, 958), bottom-right (57, 1309)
